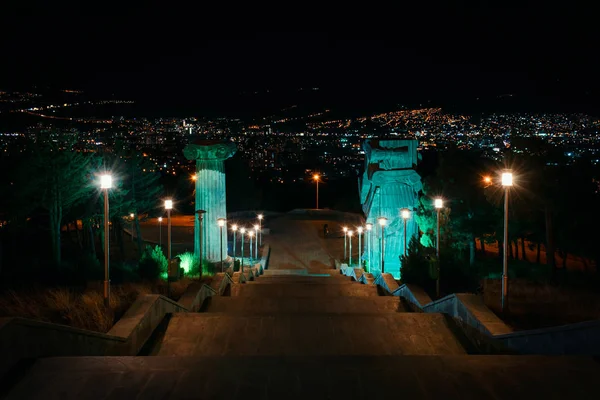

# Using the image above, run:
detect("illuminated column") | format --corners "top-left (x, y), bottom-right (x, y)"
top-left (184, 141), bottom-right (237, 261)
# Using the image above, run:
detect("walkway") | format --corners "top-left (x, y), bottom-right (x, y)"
top-left (5, 212), bottom-right (600, 399)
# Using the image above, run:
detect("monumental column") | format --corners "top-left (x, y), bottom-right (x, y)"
top-left (183, 140), bottom-right (237, 261)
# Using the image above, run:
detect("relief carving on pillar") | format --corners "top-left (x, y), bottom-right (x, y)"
top-left (183, 140), bottom-right (237, 161)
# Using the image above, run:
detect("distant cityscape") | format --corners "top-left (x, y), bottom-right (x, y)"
top-left (1, 89), bottom-right (599, 185)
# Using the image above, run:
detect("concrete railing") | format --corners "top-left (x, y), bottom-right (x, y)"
top-left (0, 282), bottom-right (217, 379)
top-left (495, 319), bottom-right (600, 355)
top-left (374, 275), bottom-right (600, 355)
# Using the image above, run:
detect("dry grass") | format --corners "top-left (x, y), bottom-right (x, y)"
top-left (0, 278), bottom-right (199, 333)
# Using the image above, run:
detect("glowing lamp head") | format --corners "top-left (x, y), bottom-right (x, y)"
top-left (366, 223), bottom-right (373, 231)
top-left (254, 224), bottom-right (259, 231)
top-left (164, 199), bottom-right (173, 210)
top-left (483, 176), bottom-right (492, 184)
top-left (130, 213), bottom-right (134, 218)
top-left (248, 231), bottom-right (254, 237)
top-left (240, 227), bottom-right (246, 234)
top-left (158, 217), bottom-right (163, 222)
top-left (100, 174), bottom-right (112, 189)
top-left (357, 227), bottom-right (363, 234)
top-left (313, 174), bottom-right (320, 181)
top-left (258, 214), bottom-right (263, 220)
top-left (502, 171), bottom-right (513, 187)
top-left (378, 217), bottom-right (387, 227)
top-left (401, 209), bottom-right (410, 219)
top-left (348, 230), bottom-right (353, 237)
top-left (232, 224), bottom-right (238, 231)
top-left (217, 218), bottom-right (226, 227)
top-left (434, 198), bottom-right (443, 209)
top-left (191, 174), bottom-right (197, 181)
top-left (343, 226), bottom-right (348, 233)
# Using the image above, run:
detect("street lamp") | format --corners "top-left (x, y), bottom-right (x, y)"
top-left (240, 227), bottom-right (246, 273)
top-left (401, 208), bottom-right (410, 257)
top-left (501, 171), bottom-right (513, 313)
top-left (434, 198), bottom-right (443, 298)
top-left (313, 174), bottom-right (320, 209)
top-left (165, 200), bottom-right (173, 264)
top-left (217, 218), bottom-right (226, 273)
top-left (366, 223), bottom-right (373, 272)
top-left (378, 217), bottom-right (387, 274)
top-left (158, 217), bottom-right (163, 248)
top-left (343, 226), bottom-right (348, 262)
top-left (232, 224), bottom-right (238, 267)
top-left (253, 224), bottom-right (259, 259)
top-left (348, 230), bottom-right (353, 267)
top-left (248, 230), bottom-right (254, 263)
top-left (257, 214), bottom-right (263, 246)
top-left (196, 210), bottom-right (206, 273)
top-left (357, 227), bottom-right (363, 269)
top-left (100, 174), bottom-right (112, 307)
top-left (130, 213), bottom-right (134, 242)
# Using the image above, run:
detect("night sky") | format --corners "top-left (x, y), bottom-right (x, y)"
top-left (1, 5), bottom-right (599, 116)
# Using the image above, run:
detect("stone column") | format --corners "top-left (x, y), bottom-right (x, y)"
top-left (183, 140), bottom-right (237, 261)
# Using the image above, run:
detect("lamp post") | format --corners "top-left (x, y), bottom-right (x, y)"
top-left (401, 209), bottom-right (410, 257)
top-left (232, 224), bottom-right (238, 267)
top-left (343, 226), bottom-right (348, 262)
top-left (366, 223), bottom-right (373, 272)
top-left (501, 171), bottom-right (513, 313)
top-left (378, 217), bottom-right (387, 274)
top-left (348, 230), bottom-right (353, 267)
top-left (257, 214), bottom-right (263, 246)
top-left (254, 224), bottom-right (259, 259)
top-left (100, 174), bottom-right (112, 308)
top-left (217, 218), bottom-right (226, 273)
top-left (130, 213), bottom-right (134, 242)
top-left (248, 231), bottom-right (254, 263)
top-left (240, 227), bottom-right (246, 273)
top-left (357, 227), bottom-right (363, 269)
top-left (158, 217), bottom-right (163, 248)
top-left (313, 174), bottom-right (320, 209)
top-left (165, 200), bottom-right (173, 297)
top-left (196, 210), bottom-right (206, 273)
top-left (434, 198), bottom-right (443, 298)
top-left (164, 200), bottom-right (173, 265)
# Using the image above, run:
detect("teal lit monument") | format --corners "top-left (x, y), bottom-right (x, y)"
top-left (359, 139), bottom-right (422, 278)
top-left (183, 140), bottom-right (237, 261)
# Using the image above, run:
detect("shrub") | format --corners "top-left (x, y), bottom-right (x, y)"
top-left (177, 252), bottom-right (200, 276)
top-left (138, 245), bottom-right (167, 280)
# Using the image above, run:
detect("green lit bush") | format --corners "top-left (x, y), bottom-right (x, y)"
top-left (138, 245), bottom-right (167, 281)
top-left (177, 252), bottom-right (199, 276)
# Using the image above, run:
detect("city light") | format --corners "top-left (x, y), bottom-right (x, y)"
top-left (401, 209), bottom-right (410, 219)
top-left (217, 218), bottom-right (226, 227)
top-left (435, 198), bottom-right (443, 209)
top-left (378, 217), bottom-right (387, 226)
top-left (232, 224), bottom-right (238, 231)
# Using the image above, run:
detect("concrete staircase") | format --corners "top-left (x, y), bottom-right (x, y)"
top-left (5, 270), bottom-right (600, 398)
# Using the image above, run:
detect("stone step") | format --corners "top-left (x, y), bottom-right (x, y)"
top-left (263, 269), bottom-right (309, 276)
top-left (203, 296), bottom-right (408, 314)
top-left (249, 276), bottom-right (352, 284)
top-left (9, 355), bottom-right (600, 399)
top-left (235, 282), bottom-right (379, 297)
top-left (156, 313), bottom-right (469, 356)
